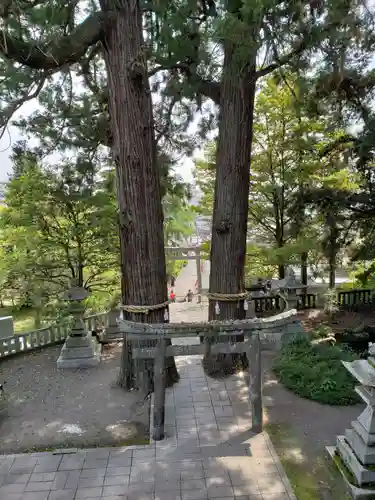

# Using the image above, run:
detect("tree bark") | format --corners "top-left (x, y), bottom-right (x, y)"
top-left (278, 264), bottom-right (285, 280)
top-left (204, 44), bottom-right (256, 377)
top-left (101, 0), bottom-right (178, 392)
top-left (301, 252), bottom-right (308, 286)
top-left (329, 247), bottom-right (336, 289)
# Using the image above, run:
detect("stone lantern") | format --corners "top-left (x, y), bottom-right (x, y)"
top-left (327, 345), bottom-right (375, 498)
top-left (57, 284), bottom-right (101, 369)
top-left (279, 268), bottom-right (307, 310)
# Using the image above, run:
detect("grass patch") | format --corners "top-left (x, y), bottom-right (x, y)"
top-left (273, 336), bottom-right (360, 405)
top-left (0, 306), bottom-right (38, 333)
top-left (266, 423), bottom-right (350, 500)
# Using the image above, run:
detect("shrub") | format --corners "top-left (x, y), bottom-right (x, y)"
top-left (273, 336), bottom-right (360, 405)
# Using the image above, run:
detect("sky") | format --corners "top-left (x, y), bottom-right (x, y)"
top-left (0, 98), bottom-right (201, 185)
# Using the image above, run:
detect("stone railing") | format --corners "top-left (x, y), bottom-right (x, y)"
top-left (0, 311), bottom-right (110, 360)
top-left (0, 322), bottom-right (71, 359)
top-left (83, 312), bottom-right (108, 333)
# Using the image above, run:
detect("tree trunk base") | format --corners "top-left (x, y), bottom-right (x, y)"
top-left (165, 356), bottom-right (180, 387)
top-left (202, 353), bottom-right (248, 378)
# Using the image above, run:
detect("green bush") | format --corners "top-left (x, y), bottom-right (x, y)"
top-left (273, 336), bottom-right (360, 405)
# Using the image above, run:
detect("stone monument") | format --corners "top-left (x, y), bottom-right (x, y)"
top-left (0, 316), bottom-right (14, 340)
top-left (102, 308), bottom-right (122, 342)
top-left (57, 284), bottom-right (101, 369)
top-left (279, 268), bottom-right (307, 311)
top-left (327, 344), bottom-right (375, 498)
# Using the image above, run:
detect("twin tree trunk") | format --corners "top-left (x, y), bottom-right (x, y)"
top-left (101, 0), bottom-right (178, 392)
top-left (204, 46), bottom-right (256, 377)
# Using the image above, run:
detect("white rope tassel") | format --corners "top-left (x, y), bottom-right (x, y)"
top-left (164, 308), bottom-right (169, 322)
top-left (215, 301), bottom-right (220, 315)
top-left (244, 299), bottom-right (248, 311)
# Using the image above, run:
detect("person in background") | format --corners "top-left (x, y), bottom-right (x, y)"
top-left (186, 289), bottom-right (194, 302)
top-left (170, 289), bottom-right (176, 302)
top-left (171, 276), bottom-right (176, 287)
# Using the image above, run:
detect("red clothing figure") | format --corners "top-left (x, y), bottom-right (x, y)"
top-left (170, 290), bottom-right (176, 302)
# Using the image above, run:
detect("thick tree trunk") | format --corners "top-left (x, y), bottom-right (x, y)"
top-left (204, 46), bottom-right (256, 377)
top-left (329, 250), bottom-right (336, 289)
top-left (101, 0), bottom-right (178, 392)
top-left (278, 264), bottom-right (285, 280)
top-left (301, 252), bottom-right (308, 286)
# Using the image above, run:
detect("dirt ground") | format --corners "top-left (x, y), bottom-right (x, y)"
top-left (0, 343), bottom-right (149, 454)
top-left (262, 349), bottom-right (363, 499)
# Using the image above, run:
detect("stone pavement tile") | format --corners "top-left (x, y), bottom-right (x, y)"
top-left (75, 486), bottom-right (103, 498)
top-left (0, 482), bottom-right (26, 494)
top-left (109, 449), bottom-right (133, 459)
top-left (104, 476), bottom-right (129, 487)
top-left (181, 478), bottom-right (205, 490)
top-left (64, 470), bottom-right (81, 490)
top-left (233, 496), bottom-right (261, 500)
top-left (9, 464), bottom-right (36, 474)
top-left (127, 482), bottom-right (154, 494)
top-left (80, 468), bottom-right (106, 479)
top-left (48, 490), bottom-right (76, 500)
top-left (205, 475), bottom-right (232, 487)
top-left (50, 471), bottom-right (69, 490)
top-left (261, 495), bottom-right (290, 500)
top-left (129, 473), bottom-right (154, 484)
top-left (181, 490), bottom-right (208, 500)
top-left (0, 457), bottom-right (15, 474)
top-left (154, 492), bottom-right (181, 500)
top-left (22, 493), bottom-right (50, 500)
top-left (30, 472), bottom-right (56, 482)
top-left (106, 466), bottom-right (131, 476)
top-left (206, 486), bottom-right (234, 498)
top-left (25, 481), bottom-right (53, 492)
top-left (127, 493), bottom-right (153, 500)
top-left (232, 484), bottom-right (262, 497)
top-left (0, 493), bottom-right (22, 500)
top-left (34, 457), bottom-right (62, 473)
top-left (100, 496), bottom-right (127, 500)
top-left (154, 476), bottom-right (180, 489)
top-left (181, 467), bottom-right (205, 480)
top-left (78, 476), bottom-right (104, 488)
top-left (102, 485), bottom-right (128, 496)
top-left (154, 469), bottom-right (180, 481)
top-left (58, 456), bottom-right (84, 471)
top-left (83, 458), bottom-right (108, 470)
top-left (107, 456), bottom-right (132, 468)
top-left (3, 472), bottom-right (31, 484)
top-left (84, 448), bottom-right (112, 460)
top-left (132, 449), bottom-right (156, 461)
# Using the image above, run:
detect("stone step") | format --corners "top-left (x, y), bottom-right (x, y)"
top-left (352, 420), bottom-right (375, 446)
top-left (337, 435), bottom-right (375, 486)
top-left (346, 428), bottom-right (375, 466)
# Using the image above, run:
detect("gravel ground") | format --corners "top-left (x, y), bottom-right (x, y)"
top-left (0, 343), bottom-right (149, 454)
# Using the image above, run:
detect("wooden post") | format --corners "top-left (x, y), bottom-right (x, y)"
top-left (196, 249), bottom-right (202, 304)
top-left (153, 337), bottom-right (167, 441)
top-left (248, 332), bottom-right (263, 433)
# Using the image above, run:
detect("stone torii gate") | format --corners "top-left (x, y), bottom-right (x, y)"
top-left (165, 246), bottom-right (203, 303)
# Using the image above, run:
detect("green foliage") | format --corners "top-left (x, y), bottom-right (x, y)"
top-left (163, 191), bottom-right (194, 246)
top-left (193, 145), bottom-right (215, 216)
top-left (274, 336), bottom-right (359, 405)
top-left (166, 260), bottom-right (187, 280)
top-left (0, 154), bottom-right (119, 311)
top-left (244, 244), bottom-right (277, 281)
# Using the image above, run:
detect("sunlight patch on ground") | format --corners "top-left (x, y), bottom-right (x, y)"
top-left (105, 421), bottom-right (138, 439)
top-left (59, 424), bottom-right (85, 436)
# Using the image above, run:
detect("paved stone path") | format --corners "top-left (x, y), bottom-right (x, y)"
top-left (0, 356), bottom-right (296, 499)
top-left (0, 261), bottom-right (296, 499)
